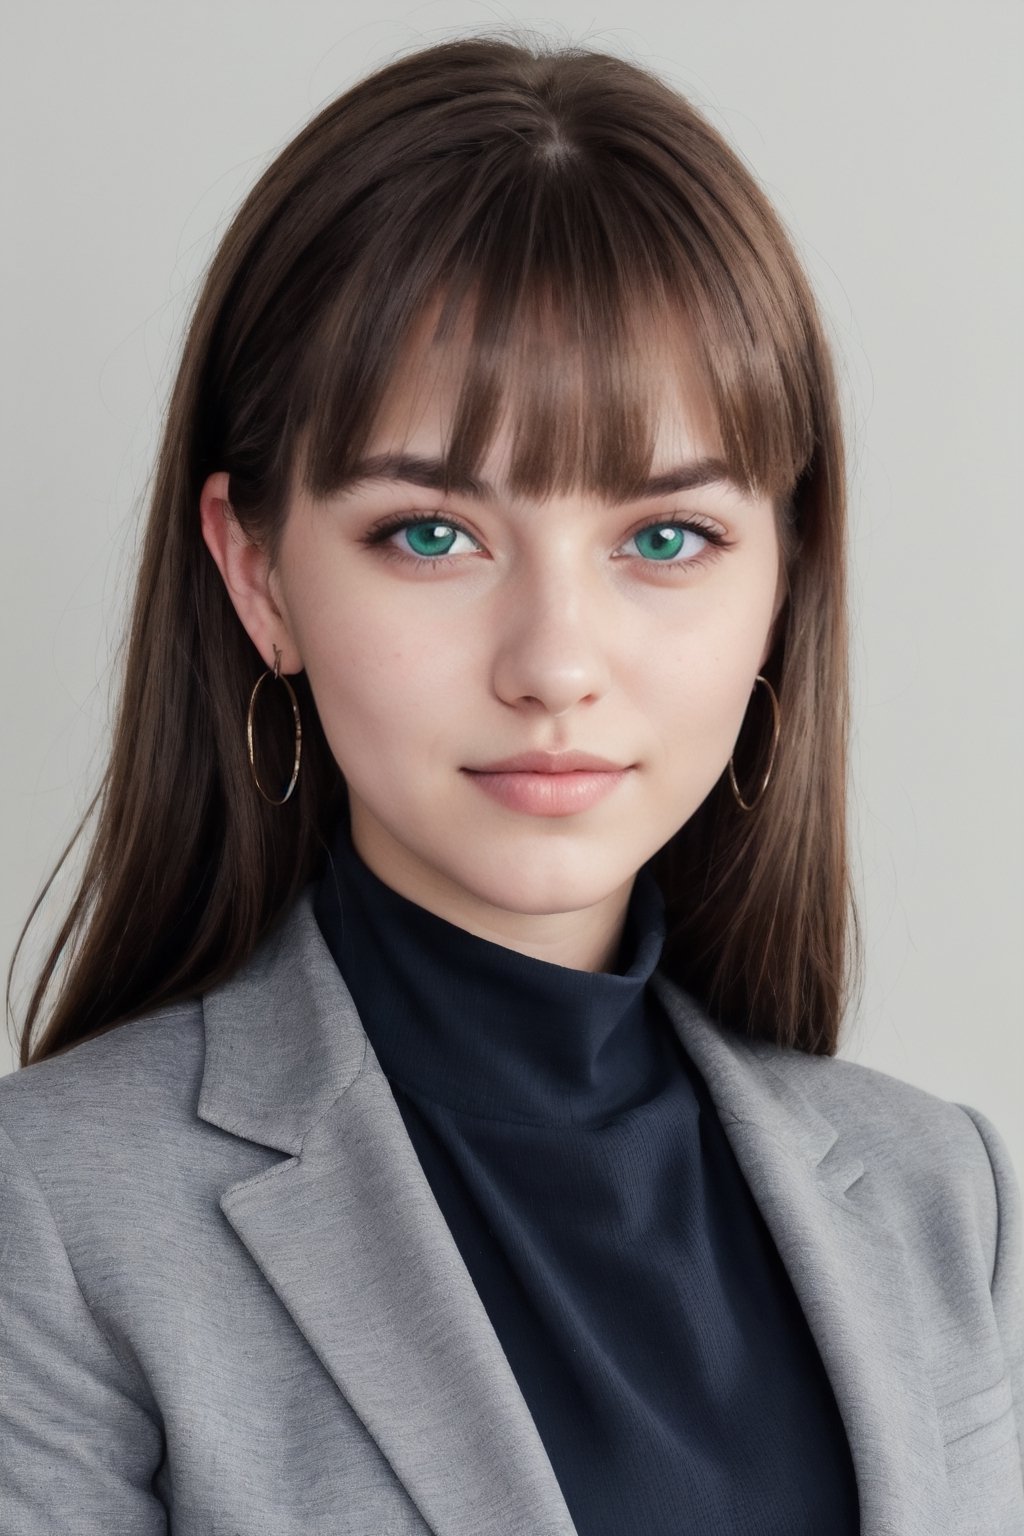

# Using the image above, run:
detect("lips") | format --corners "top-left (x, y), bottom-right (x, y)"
top-left (464, 750), bottom-right (629, 774)
top-left (463, 763), bottom-right (633, 816)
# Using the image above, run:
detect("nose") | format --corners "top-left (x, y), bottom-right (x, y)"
top-left (489, 563), bottom-right (614, 717)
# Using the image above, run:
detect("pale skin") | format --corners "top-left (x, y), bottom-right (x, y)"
top-left (200, 321), bottom-right (786, 975)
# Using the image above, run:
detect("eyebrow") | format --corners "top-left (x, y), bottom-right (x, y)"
top-left (334, 452), bottom-right (741, 502)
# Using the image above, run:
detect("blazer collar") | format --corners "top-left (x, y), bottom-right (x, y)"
top-left (198, 885), bottom-right (843, 1169)
top-left (198, 885), bottom-right (952, 1536)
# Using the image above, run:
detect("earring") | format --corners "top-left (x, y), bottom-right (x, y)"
top-left (728, 674), bottom-right (781, 812)
top-left (246, 643), bottom-right (302, 805)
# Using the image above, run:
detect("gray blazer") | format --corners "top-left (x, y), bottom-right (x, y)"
top-left (1, 885), bottom-right (1021, 1535)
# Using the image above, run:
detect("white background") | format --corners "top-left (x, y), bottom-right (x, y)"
top-left (2, 1), bottom-right (1021, 1179)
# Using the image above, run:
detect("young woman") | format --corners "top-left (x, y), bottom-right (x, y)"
top-left (3, 33), bottom-right (1021, 1536)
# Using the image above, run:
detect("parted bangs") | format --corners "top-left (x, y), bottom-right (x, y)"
top-left (288, 132), bottom-right (818, 523)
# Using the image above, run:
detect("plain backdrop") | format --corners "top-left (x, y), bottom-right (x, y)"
top-left (2, 1), bottom-right (1021, 1181)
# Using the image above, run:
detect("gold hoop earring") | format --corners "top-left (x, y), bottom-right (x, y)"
top-left (246, 643), bottom-right (302, 805)
top-left (728, 674), bottom-right (781, 812)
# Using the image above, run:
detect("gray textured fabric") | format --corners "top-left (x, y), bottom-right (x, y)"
top-left (1, 884), bottom-right (1021, 1535)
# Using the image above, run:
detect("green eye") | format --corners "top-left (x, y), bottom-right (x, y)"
top-left (364, 514), bottom-right (727, 571)
top-left (631, 525), bottom-right (702, 562)
top-left (404, 523), bottom-right (462, 557)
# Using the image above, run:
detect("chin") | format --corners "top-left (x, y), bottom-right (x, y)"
top-left (450, 855), bottom-right (635, 914)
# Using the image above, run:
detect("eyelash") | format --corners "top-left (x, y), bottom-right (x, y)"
top-left (359, 511), bottom-right (733, 573)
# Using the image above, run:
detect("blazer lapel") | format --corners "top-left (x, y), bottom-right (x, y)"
top-left (649, 969), bottom-right (952, 1536)
top-left (198, 887), bottom-right (578, 1536)
top-left (197, 884), bottom-right (951, 1536)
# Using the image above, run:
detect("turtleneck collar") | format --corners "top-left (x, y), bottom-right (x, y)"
top-left (312, 812), bottom-right (669, 1127)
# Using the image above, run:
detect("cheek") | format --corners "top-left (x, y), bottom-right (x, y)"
top-left (643, 600), bottom-right (770, 787)
top-left (289, 571), bottom-right (470, 771)
top-left (654, 659), bottom-right (752, 759)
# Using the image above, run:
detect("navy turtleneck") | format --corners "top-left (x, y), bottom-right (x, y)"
top-left (313, 811), bottom-right (860, 1534)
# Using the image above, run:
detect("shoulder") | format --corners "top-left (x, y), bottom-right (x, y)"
top-left (742, 1035), bottom-right (1016, 1282)
top-left (0, 1000), bottom-right (206, 1189)
top-left (751, 1033), bottom-right (1008, 1181)
top-left (0, 995), bottom-right (280, 1323)
top-left (749, 1032), bottom-right (982, 1134)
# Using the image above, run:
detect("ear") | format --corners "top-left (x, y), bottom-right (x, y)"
top-left (198, 472), bottom-right (304, 674)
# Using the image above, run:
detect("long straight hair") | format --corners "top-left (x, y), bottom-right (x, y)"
top-left (9, 32), bottom-right (861, 1067)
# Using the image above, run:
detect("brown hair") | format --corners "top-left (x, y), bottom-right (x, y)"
top-left (8, 31), bottom-right (861, 1067)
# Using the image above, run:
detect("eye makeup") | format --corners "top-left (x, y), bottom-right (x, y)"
top-left (358, 509), bottom-right (735, 575)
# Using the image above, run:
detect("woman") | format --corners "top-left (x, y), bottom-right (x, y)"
top-left (2, 33), bottom-right (1020, 1535)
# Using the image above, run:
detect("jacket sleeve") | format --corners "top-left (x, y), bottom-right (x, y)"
top-left (955, 1101), bottom-right (1024, 1481)
top-left (0, 1121), bottom-right (168, 1534)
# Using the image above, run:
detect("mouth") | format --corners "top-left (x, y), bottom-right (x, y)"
top-left (461, 764), bottom-right (635, 817)
top-left (464, 750), bottom-right (632, 774)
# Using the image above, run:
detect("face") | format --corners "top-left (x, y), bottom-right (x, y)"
top-left (201, 318), bottom-right (786, 971)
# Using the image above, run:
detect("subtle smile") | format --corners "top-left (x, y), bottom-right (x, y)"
top-left (462, 766), bottom-right (635, 817)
